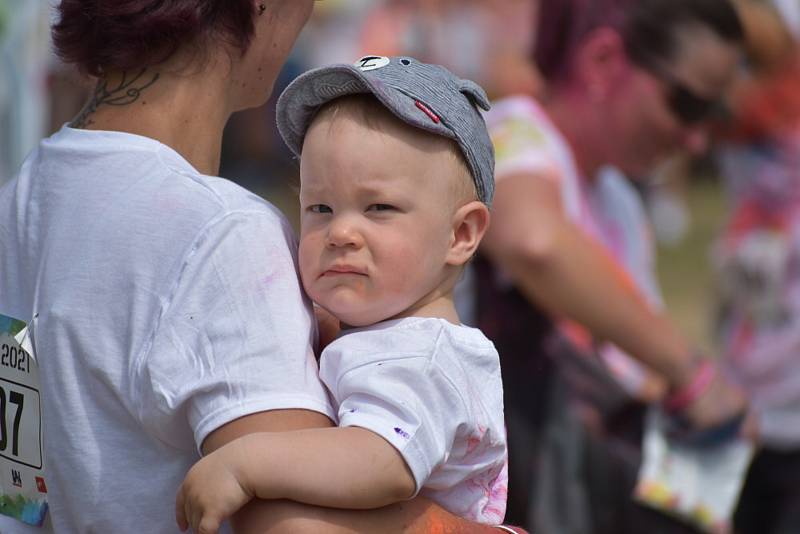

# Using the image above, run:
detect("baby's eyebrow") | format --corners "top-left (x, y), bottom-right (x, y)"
top-left (298, 181), bottom-right (326, 195)
top-left (352, 183), bottom-right (392, 196)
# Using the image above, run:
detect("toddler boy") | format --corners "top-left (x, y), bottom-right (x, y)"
top-left (176, 56), bottom-right (506, 533)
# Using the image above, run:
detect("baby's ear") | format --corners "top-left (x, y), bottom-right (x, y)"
top-left (447, 201), bottom-right (491, 266)
top-left (459, 80), bottom-right (491, 112)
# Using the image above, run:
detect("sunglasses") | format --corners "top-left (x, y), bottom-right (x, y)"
top-left (626, 48), bottom-right (728, 125)
top-left (652, 66), bottom-right (729, 124)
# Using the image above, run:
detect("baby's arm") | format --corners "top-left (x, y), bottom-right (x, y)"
top-left (176, 426), bottom-right (415, 534)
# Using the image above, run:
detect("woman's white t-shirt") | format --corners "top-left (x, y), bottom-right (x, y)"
top-left (0, 126), bottom-right (334, 533)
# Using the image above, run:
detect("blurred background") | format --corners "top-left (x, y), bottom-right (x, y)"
top-left (3, 1), bottom-right (800, 532)
top-left (0, 0), bottom-right (765, 351)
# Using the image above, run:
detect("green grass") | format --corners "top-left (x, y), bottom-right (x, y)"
top-left (655, 178), bottom-right (726, 354)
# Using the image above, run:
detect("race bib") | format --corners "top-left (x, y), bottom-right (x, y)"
top-left (0, 314), bottom-right (47, 527)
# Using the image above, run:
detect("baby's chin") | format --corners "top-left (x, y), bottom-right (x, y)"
top-left (317, 303), bottom-right (396, 330)
top-left (330, 311), bottom-right (389, 330)
top-left (310, 288), bottom-right (415, 329)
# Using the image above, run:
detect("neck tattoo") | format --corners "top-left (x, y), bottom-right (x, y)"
top-left (70, 69), bottom-right (160, 129)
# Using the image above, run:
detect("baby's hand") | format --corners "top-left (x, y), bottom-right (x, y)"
top-left (175, 441), bottom-right (252, 534)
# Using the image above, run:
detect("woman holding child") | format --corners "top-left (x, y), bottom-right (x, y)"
top-left (475, 0), bottom-right (748, 531)
top-left (0, 1), bottom-right (523, 532)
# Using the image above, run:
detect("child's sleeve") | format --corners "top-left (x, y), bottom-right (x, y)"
top-left (321, 347), bottom-right (468, 493)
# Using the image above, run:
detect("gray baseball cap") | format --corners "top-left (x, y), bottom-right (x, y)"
top-left (276, 55), bottom-right (495, 206)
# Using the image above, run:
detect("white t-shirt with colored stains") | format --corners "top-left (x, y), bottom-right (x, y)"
top-left (320, 317), bottom-right (508, 525)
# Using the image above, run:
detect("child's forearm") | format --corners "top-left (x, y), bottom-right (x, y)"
top-left (236, 426), bottom-right (416, 509)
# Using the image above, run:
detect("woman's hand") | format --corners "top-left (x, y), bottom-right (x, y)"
top-left (682, 370), bottom-right (747, 430)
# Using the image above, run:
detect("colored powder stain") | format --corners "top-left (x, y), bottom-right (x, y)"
top-left (394, 427), bottom-right (410, 439)
top-left (421, 510), bottom-right (464, 534)
top-left (425, 519), bottom-right (447, 534)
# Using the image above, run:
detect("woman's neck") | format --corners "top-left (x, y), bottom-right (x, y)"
top-left (71, 59), bottom-right (233, 176)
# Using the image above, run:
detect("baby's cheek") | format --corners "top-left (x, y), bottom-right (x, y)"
top-left (380, 271), bottom-right (417, 304)
top-left (303, 278), bottom-right (326, 306)
top-left (297, 261), bottom-right (312, 291)
top-left (298, 238), bottom-right (318, 277)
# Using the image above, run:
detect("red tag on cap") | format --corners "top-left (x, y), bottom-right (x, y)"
top-left (415, 101), bottom-right (440, 123)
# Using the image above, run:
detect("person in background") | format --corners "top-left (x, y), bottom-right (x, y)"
top-left (713, 2), bottom-right (800, 532)
top-left (358, 0), bottom-right (542, 101)
top-left (474, 0), bottom-right (747, 531)
top-left (0, 2), bottom-right (524, 533)
top-left (0, 0), bottom-right (53, 185)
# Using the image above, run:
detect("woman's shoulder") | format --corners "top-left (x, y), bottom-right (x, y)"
top-left (485, 94), bottom-right (548, 129)
top-left (487, 96), bottom-right (557, 150)
top-left (486, 95), bottom-right (568, 181)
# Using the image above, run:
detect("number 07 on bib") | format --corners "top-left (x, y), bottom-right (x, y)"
top-left (0, 314), bottom-right (48, 527)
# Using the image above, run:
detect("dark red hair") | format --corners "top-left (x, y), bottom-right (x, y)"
top-left (52, 0), bottom-right (258, 77)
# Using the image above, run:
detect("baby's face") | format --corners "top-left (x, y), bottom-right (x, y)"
top-left (298, 109), bottom-right (463, 327)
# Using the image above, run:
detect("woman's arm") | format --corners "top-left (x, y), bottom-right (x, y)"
top-left (482, 172), bottom-right (694, 383)
top-left (481, 172), bottom-right (745, 426)
top-left (233, 497), bottom-right (521, 534)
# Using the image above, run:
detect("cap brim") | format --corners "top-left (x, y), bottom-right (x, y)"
top-left (276, 64), bottom-right (458, 158)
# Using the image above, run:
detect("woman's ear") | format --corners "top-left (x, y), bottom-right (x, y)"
top-left (573, 27), bottom-right (628, 101)
top-left (447, 201), bottom-right (491, 266)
